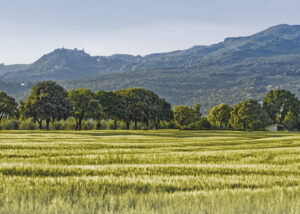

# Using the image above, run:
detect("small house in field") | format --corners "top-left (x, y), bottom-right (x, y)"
top-left (266, 124), bottom-right (285, 131)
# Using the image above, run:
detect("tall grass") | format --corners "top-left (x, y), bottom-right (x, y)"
top-left (0, 130), bottom-right (299, 213)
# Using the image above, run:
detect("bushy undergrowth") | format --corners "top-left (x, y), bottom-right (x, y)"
top-left (19, 119), bottom-right (38, 130)
top-left (0, 119), bottom-right (171, 130)
top-left (0, 119), bottom-right (20, 130)
top-left (1, 118), bottom-right (295, 131)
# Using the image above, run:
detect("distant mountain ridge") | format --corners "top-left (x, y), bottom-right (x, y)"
top-left (0, 48), bottom-right (143, 81)
top-left (0, 64), bottom-right (28, 75)
top-left (2, 24), bottom-right (300, 81)
top-left (1, 24), bottom-right (300, 113)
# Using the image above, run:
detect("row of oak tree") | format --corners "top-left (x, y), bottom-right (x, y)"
top-left (0, 81), bottom-right (299, 130)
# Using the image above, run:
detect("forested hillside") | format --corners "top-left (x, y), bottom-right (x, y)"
top-left (1, 24), bottom-right (300, 113)
top-left (0, 64), bottom-right (28, 75)
top-left (63, 24), bottom-right (300, 113)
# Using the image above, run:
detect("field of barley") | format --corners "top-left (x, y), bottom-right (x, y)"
top-left (0, 130), bottom-right (300, 214)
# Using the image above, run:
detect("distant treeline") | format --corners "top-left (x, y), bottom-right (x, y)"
top-left (0, 81), bottom-right (299, 131)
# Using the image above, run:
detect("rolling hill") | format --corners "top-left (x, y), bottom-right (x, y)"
top-left (0, 49), bottom-right (143, 82)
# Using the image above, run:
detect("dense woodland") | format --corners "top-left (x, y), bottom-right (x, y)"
top-left (0, 81), bottom-right (299, 131)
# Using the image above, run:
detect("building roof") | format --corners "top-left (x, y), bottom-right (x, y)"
top-left (266, 124), bottom-right (285, 128)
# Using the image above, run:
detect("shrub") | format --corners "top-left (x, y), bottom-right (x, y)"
top-left (100, 120), bottom-right (107, 129)
top-left (94, 119), bottom-right (106, 130)
top-left (50, 121), bottom-right (68, 130)
top-left (107, 119), bottom-right (115, 129)
top-left (248, 120), bottom-right (264, 131)
top-left (65, 119), bottom-right (77, 130)
top-left (183, 118), bottom-right (211, 130)
top-left (82, 120), bottom-right (94, 130)
top-left (1, 119), bottom-right (20, 130)
top-left (159, 120), bottom-right (176, 129)
top-left (118, 121), bottom-right (127, 130)
top-left (133, 122), bottom-right (143, 130)
top-left (19, 120), bottom-right (37, 130)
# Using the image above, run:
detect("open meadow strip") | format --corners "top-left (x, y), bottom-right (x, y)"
top-left (0, 130), bottom-right (300, 213)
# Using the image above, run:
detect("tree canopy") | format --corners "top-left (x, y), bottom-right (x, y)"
top-left (2, 80), bottom-right (299, 131)
top-left (230, 100), bottom-right (269, 130)
top-left (20, 81), bottom-right (71, 129)
top-left (96, 90), bottom-right (121, 129)
top-left (208, 103), bottom-right (232, 129)
top-left (115, 87), bottom-right (168, 129)
top-left (263, 89), bottom-right (300, 124)
top-left (0, 91), bottom-right (18, 122)
top-left (282, 111), bottom-right (298, 131)
top-left (68, 88), bottom-right (98, 130)
top-left (153, 98), bottom-right (173, 129)
top-left (174, 104), bottom-right (202, 129)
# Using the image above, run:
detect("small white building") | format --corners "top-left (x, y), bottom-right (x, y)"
top-left (266, 124), bottom-right (285, 131)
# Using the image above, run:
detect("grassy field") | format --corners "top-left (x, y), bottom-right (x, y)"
top-left (0, 130), bottom-right (300, 214)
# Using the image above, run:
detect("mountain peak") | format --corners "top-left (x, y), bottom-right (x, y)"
top-left (33, 48), bottom-right (92, 66)
top-left (266, 24), bottom-right (299, 31)
top-left (51, 48), bottom-right (90, 57)
top-left (254, 24), bottom-right (300, 38)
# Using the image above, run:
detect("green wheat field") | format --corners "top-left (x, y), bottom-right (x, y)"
top-left (0, 130), bottom-right (300, 214)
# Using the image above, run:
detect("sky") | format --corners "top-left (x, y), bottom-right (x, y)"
top-left (1, 0), bottom-right (300, 64)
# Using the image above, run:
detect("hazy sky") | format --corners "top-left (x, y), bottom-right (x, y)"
top-left (1, 0), bottom-right (300, 64)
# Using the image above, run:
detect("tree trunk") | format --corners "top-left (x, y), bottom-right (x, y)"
top-left (126, 121), bottom-right (130, 130)
top-left (38, 120), bottom-right (43, 129)
top-left (146, 120), bottom-right (149, 130)
top-left (76, 119), bottom-right (82, 130)
top-left (114, 120), bottom-right (117, 129)
top-left (134, 120), bottom-right (137, 130)
top-left (46, 119), bottom-right (50, 130)
top-left (78, 119), bottom-right (82, 131)
top-left (279, 114), bottom-right (285, 124)
top-left (0, 114), bottom-right (3, 130)
top-left (96, 120), bottom-right (101, 130)
top-left (155, 119), bottom-right (160, 130)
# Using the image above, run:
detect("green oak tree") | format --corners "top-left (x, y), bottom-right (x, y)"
top-left (185, 117), bottom-right (211, 130)
top-left (68, 88), bottom-right (99, 130)
top-left (229, 99), bottom-right (269, 130)
top-left (174, 104), bottom-right (201, 129)
top-left (263, 89), bottom-right (300, 124)
top-left (139, 90), bottom-right (161, 129)
top-left (153, 98), bottom-right (173, 129)
top-left (115, 88), bottom-right (162, 129)
top-left (0, 91), bottom-right (18, 122)
top-left (20, 81), bottom-right (71, 129)
top-left (115, 88), bottom-right (142, 129)
top-left (208, 103), bottom-right (232, 129)
top-left (96, 90), bottom-right (122, 129)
